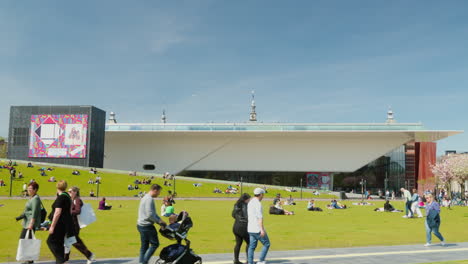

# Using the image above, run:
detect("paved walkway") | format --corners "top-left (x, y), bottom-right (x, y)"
top-left (3, 242), bottom-right (468, 264)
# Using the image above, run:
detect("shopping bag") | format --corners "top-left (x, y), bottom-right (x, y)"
top-left (64, 235), bottom-right (77, 248)
top-left (16, 230), bottom-right (41, 261)
top-left (78, 203), bottom-right (97, 228)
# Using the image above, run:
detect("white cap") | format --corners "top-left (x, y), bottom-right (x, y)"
top-left (253, 188), bottom-right (265, 195)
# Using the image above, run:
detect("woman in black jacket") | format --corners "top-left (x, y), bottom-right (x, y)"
top-left (47, 180), bottom-right (74, 264)
top-left (232, 193), bottom-right (251, 264)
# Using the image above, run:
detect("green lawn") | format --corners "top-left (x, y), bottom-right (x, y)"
top-left (0, 160), bottom-right (335, 199)
top-left (1, 199), bottom-right (467, 262)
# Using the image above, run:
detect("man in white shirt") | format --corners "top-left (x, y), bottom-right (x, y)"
top-left (401, 187), bottom-right (413, 218)
top-left (247, 188), bottom-right (270, 264)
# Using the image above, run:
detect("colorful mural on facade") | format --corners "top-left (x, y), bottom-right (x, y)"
top-left (29, 114), bottom-right (88, 158)
top-left (306, 172), bottom-right (331, 190)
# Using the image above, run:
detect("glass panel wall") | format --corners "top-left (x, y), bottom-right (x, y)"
top-left (332, 145), bottom-right (406, 194)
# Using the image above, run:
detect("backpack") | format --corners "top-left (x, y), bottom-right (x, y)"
top-left (40, 200), bottom-right (47, 223)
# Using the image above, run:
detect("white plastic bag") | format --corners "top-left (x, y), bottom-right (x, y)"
top-left (64, 235), bottom-right (77, 252)
top-left (78, 203), bottom-right (97, 228)
top-left (16, 230), bottom-right (41, 261)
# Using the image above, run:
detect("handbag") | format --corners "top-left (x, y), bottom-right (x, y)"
top-left (78, 203), bottom-right (97, 228)
top-left (16, 230), bottom-right (41, 261)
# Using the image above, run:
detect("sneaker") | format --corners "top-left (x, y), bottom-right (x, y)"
top-left (87, 253), bottom-right (96, 264)
top-left (424, 243), bottom-right (431, 247)
top-left (441, 241), bottom-right (446, 246)
top-left (402, 215), bottom-right (408, 218)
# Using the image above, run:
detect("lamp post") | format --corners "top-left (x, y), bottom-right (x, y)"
top-left (384, 171), bottom-right (388, 196)
top-left (96, 181), bottom-right (100, 198)
top-left (240, 176), bottom-right (243, 195)
top-left (9, 173), bottom-right (13, 197)
top-left (300, 178), bottom-right (303, 200)
top-left (360, 178), bottom-right (364, 201)
top-left (173, 175), bottom-right (176, 195)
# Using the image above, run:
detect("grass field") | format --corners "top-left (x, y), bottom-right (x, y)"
top-left (1, 199), bottom-right (467, 262)
top-left (0, 161), bottom-right (335, 199)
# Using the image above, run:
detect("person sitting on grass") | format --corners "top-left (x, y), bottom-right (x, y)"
top-left (328, 199), bottom-right (347, 209)
top-left (27, 162), bottom-right (33, 168)
top-left (98, 197), bottom-right (112, 210)
top-left (374, 200), bottom-right (403, 212)
top-left (48, 176), bottom-right (56, 182)
top-left (0, 179), bottom-right (5, 187)
top-left (442, 196), bottom-right (451, 208)
top-left (307, 199), bottom-right (323, 211)
top-left (128, 184), bottom-right (134, 190)
top-left (269, 200), bottom-right (294, 215)
top-left (286, 195), bottom-right (296, 205)
top-left (72, 170), bottom-right (80, 175)
top-left (90, 190), bottom-right (95, 197)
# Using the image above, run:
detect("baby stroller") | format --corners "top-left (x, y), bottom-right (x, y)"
top-left (155, 211), bottom-right (202, 264)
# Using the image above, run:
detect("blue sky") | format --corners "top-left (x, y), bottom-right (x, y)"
top-left (0, 1), bottom-right (467, 155)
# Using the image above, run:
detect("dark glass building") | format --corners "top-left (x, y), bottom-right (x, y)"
top-left (8, 106), bottom-right (106, 168)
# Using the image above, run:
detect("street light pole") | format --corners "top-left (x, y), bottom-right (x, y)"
top-left (300, 178), bottom-right (303, 200)
top-left (240, 176), bottom-right (243, 195)
top-left (9, 174), bottom-right (13, 197)
top-left (360, 178), bottom-right (364, 202)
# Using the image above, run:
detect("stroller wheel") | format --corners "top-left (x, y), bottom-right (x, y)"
top-left (153, 258), bottom-right (166, 264)
top-left (194, 256), bottom-right (202, 264)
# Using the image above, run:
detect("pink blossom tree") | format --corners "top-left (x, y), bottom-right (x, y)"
top-left (431, 154), bottom-right (468, 200)
top-left (431, 156), bottom-right (454, 198)
top-left (450, 155), bottom-right (468, 200)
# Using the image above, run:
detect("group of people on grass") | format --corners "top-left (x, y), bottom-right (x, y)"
top-left (16, 181), bottom-right (95, 264)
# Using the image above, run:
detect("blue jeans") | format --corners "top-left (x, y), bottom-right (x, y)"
top-left (248, 232), bottom-right (270, 264)
top-left (405, 201), bottom-right (413, 216)
top-left (137, 225), bottom-right (159, 264)
top-left (425, 220), bottom-right (444, 244)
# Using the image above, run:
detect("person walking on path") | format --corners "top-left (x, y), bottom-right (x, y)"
top-left (65, 186), bottom-right (95, 264)
top-left (137, 184), bottom-right (167, 264)
top-left (232, 193), bottom-right (251, 264)
top-left (247, 188), bottom-right (270, 264)
top-left (16, 182), bottom-right (42, 264)
top-left (401, 188), bottom-right (413, 218)
top-left (424, 194), bottom-right (445, 247)
top-left (47, 180), bottom-right (74, 264)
